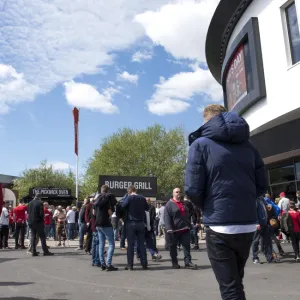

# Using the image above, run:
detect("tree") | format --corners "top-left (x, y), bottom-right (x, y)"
top-left (14, 160), bottom-right (76, 199)
top-left (83, 124), bottom-right (187, 198)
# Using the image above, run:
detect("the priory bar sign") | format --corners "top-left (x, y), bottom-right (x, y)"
top-left (29, 188), bottom-right (72, 198)
top-left (99, 175), bottom-right (157, 197)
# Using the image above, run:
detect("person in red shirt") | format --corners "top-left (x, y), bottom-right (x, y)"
top-left (8, 206), bottom-right (15, 238)
top-left (43, 202), bottom-right (52, 239)
top-left (13, 200), bottom-right (27, 249)
top-left (287, 201), bottom-right (300, 261)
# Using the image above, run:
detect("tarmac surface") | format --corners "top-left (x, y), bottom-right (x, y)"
top-left (0, 239), bottom-right (300, 300)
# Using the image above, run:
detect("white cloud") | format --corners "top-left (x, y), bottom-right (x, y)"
top-left (0, 64), bottom-right (40, 113)
top-left (147, 66), bottom-right (222, 115)
top-left (132, 50), bottom-right (153, 63)
top-left (117, 71), bottom-right (139, 84)
top-left (135, 0), bottom-right (220, 61)
top-left (64, 81), bottom-right (119, 114)
top-left (48, 162), bottom-right (73, 171)
top-left (0, 0), bottom-right (175, 112)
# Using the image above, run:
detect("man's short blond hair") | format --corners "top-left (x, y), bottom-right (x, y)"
top-left (203, 104), bottom-right (227, 123)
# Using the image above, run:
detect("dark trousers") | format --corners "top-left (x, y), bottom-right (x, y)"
top-left (127, 222), bottom-right (147, 267)
top-left (137, 230), bottom-right (158, 257)
top-left (169, 230), bottom-right (192, 265)
top-left (120, 224), bottom-right (127, 248)
top-left (15, 223), bottom-right (26, 247)
top-left (79, 223), bottom-right (86, 248)
top-left (252, 226), bottom-right (272, 262)
top-left (206, 228), bottom-right (254, 300)
top-left (164, 228), bottom-right (171, 250)
top-left (0, 225), bottom-right (9, 248)
top-left (290, 232), bottom-right (300, 258)
top-left (29, 223), bottom-right (48, 254)
top-left (85, 226), bottom-right (93, 252)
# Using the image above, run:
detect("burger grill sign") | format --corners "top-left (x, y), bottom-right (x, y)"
top-left (99, 175), bottom-right (157, 197)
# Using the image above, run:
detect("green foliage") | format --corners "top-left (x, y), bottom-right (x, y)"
top-left (83, 124), bottom-right (187, 198)
top-left (13, 160), bottom-right (76, 199)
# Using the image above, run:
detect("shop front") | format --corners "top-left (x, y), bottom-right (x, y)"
top-left (29, 188), bottom-right (75, 207)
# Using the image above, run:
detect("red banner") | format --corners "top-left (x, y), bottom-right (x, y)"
top-left (225, 45), bottom-right (248, 110)
top-left (72, 108), bottom-right (79, 156)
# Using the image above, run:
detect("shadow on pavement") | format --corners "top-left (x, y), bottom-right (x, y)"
top-left (0, 258), bottom-right (18, 264)
top-left (0, 298), bottom-right (67, 300)
top-left (0, 282), bottom-right (34, 286)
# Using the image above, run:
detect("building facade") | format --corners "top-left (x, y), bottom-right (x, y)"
top-left (206, 0), bottom-right (300, 199)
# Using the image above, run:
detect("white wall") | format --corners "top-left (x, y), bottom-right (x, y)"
top-left (226, 0), bottom-right (300, 133)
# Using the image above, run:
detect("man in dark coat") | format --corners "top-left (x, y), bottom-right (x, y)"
top-left (27, 193), bottom-right (53, 256)
top-left (185, 104), bottom-right (268, 300)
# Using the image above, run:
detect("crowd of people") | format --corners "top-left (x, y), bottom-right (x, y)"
top-left (1, 104), bottom-right (300, 299)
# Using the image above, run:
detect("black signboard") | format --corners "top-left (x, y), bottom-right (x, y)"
top-left (29, 188), bottom-right (72, 198)
top-left (98, 175), bottom-right (157, 197)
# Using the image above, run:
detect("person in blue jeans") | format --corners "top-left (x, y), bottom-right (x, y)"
top-left (91, 215), bottom-right (100, 267)
top-left (94, 185), bottom-right (118, 271)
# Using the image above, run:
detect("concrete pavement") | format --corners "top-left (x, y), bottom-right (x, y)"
top-left (0, 239), bottom-right (300, 300)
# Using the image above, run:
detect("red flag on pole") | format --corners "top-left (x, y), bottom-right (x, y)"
top-left (72, 107), bottom-right (79, 156)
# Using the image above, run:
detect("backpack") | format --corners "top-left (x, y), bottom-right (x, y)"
top-left (257, 196), bottom-right (268, 226)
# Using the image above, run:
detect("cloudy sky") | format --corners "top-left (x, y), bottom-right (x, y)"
top-left (0, 0), bottom-right (221, 176)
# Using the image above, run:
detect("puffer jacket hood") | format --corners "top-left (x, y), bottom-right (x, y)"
top-left (188, 112), bottom-right (250, 146)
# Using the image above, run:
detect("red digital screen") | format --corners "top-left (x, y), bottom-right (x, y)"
top-left (226, 45), bottom-right (248, 110)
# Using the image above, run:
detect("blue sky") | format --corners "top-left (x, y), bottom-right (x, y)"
top-left (0, 0), bottom-right (221, 176)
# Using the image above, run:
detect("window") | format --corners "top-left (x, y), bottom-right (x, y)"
top-left (269, 164), bottom-right (295, 184)
top-left (270, 182), bottom-right (296, 200)
top-left (286, 1), bottom-right (300, 64)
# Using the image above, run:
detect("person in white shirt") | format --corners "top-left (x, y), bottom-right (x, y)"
top-left (0, 201), bottom-right (11, 249)
top-left (278, 192), bottom-right (290, 212)
top-left (66, 206), bottom-right (76, 240)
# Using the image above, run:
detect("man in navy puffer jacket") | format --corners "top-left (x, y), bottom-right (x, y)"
top-left (185, 104), bottom-right (267, 300)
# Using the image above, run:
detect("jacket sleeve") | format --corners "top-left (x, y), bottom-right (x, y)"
top-left (184, 141), bottom-right (206, 209)
top-left (253, 147), bottom-right (268, 198)
top-left (163, 203), bottom-right (173, 232)
top-left (85, 204), bottom-right (90, 223)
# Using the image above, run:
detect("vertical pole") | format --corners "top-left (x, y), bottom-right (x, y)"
top-left (76, 154), bottom-right (79, 207)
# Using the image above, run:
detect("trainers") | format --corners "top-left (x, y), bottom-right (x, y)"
top-left (101, 264), bottom-right (107, 271)
top-left (253, 259), bottom-right (261, 264)
top-left (152, 254), bottom-right (162, 261)
top-left (106, 265), bottom-right (118, 271)
top-left (185, 262), bottom-right (198, 269)
top-left (76, 247), bottom-right (83, 251)
top-left (172, 263), bottom-right (180, 269)
top-left (125, 265), bottom-right (133, 271)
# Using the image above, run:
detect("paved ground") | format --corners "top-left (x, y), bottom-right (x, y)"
top-left (1, 240), bottom-right (300, 300)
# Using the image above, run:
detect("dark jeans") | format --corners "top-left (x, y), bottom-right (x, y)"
top-left (15, 222), bottom-right (26, 247)
top-left (127, 222), bottom-right (147, 267)
top-left (290, 232), bottom-right (300, 258)
top-left (120, 223), bottom-right (126, 248)
top-left (252, 226), bottom-right (272, 262)
top-left (191, 225), bottom-right (199, 247)
top-left (169, 230), bottom-right (191, 265)
top-left (79, 223), bottom-right (86, 248)
top-left (206, 228), bottom-right (254, 300)
top-left (67, 223), bottom-right (76, 240)
top-left (85, 226), bottom-right (93, 252)
top-left (0, 225), bottom-right (9, 248)
top-left (29, 223), bottom-right (48, 254)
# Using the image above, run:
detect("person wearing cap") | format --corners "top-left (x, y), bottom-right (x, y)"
top-left (66, 206), bottom-right (77, 240)
top-left (278, 192), bottom-right (290, 212)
